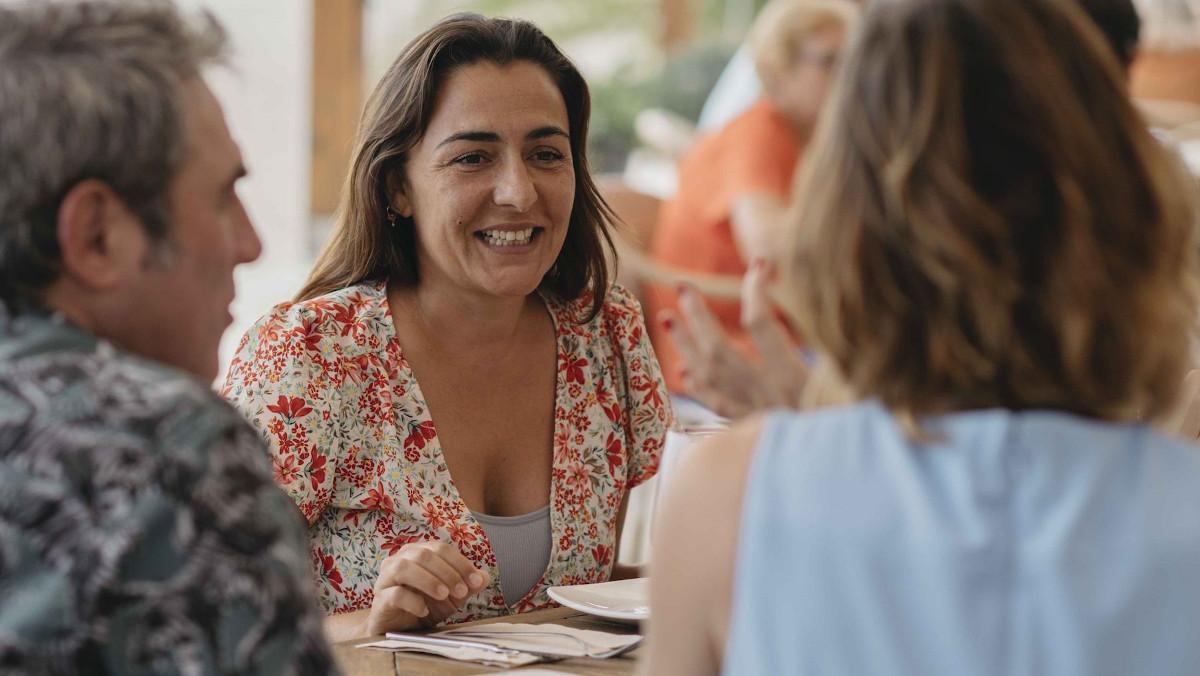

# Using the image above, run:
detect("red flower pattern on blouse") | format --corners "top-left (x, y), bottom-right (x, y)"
top-left (222, 282), bottom-right (671, 624)
top-left (269, 396), bottom-right (312, 423)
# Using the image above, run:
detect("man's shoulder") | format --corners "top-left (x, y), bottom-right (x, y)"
top-left (0, 320), bottom-right (336, 675)
top-left (0, 322), bottom-right (256, 466)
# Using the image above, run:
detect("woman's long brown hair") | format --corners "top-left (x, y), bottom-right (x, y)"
top-left (297, 13), bottom-right (616, 321)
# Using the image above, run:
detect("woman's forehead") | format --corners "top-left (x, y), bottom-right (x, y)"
top-left (423, 61), bottom-right (569, 139)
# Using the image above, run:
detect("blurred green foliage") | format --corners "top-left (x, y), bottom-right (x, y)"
top-left (369, 0), bottom-right (765, 172)
top-left (589, 42), bottom-right (735, 172)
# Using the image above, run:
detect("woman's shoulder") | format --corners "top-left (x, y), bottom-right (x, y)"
top-left (599, 283), bottom-right (646, 324)
top-left (549, 283), bottom-right (644, 328)
top-left (549, 283), bottom-right (651, 353)
top-left (247, 281), bottom-right (389, 345)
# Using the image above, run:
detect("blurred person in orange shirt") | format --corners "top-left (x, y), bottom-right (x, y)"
top-left (660, 0), bottom-right (1157, 421)
top-left (644, 0), bottom-right (858, 395)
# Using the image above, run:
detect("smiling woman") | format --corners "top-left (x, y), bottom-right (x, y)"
top-left (390, 60), bottom-right (576, 301)
top-left (220, 13), bottom-right (672, 644)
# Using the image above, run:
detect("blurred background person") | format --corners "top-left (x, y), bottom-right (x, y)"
top-left (646, 0), bottom-right (1200, 673)
top-left (657, 0), bottom-right (1190, 423)
top-left (223, 14), bottom-right (671, 641)
top-left (643, 0), bottom-right (858, 396)
top-left (1132, 0), bottom-right (1200, 107)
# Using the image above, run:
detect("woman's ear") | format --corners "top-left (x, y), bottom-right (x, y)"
top-left (393, 193), bottom-right (414, 218)
top-left (385, 170), bottom-right (414, 218)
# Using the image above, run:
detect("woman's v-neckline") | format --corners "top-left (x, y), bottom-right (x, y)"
top-left (377, 283), bottom-right (565, 612)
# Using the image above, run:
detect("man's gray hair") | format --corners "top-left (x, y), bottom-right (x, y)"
top-left (0, 0), bottom-right (227, 309)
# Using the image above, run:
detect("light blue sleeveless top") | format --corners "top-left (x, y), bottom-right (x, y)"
top-left (724, 401), bottom-right (1200, 676)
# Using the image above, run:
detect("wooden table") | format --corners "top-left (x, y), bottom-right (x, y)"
top-left (332, 607), bottom-right (642, 675)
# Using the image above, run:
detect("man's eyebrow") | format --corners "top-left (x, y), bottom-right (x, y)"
top-left (436, 131), bottom-right (501, 148)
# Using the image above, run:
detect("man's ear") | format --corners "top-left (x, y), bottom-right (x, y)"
top-left (55, 180), bottom-right (148, 290)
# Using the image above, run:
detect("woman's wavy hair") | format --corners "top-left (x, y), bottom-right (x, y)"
top-left (297, 13), bottom-right (616, 320)
top-left (783, 0), bottom-right (1200, 421)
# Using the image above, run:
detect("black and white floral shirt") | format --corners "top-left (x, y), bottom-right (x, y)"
top-left (0, 303), bottom-right (337, 675)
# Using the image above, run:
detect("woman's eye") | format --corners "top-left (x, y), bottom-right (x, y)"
top-left (532, 149), bottom-right (565, 162)
top-left (454, 153), bottom-right (486, 165)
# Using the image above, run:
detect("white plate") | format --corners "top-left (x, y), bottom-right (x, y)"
top-left (547, 577), bottom-right (649, 623)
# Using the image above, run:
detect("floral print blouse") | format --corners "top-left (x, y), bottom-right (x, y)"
top-left (222, 281), bottom-right (672, 623)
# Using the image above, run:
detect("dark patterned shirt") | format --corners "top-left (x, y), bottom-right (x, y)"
top-left (0, 304), bottom-right (337, 675)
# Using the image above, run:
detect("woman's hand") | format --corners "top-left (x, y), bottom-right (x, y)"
top-left (661, 261), bottom-right (809, 419)
top-left (365, 541), bottom-right (492, 635)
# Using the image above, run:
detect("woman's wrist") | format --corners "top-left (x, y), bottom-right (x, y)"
top-left (323, 607), bottom-right (373, 643)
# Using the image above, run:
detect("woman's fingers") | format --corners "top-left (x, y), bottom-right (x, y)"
top-left (375, 584), bottom-right (430, 619)
top-left (430, 541), bottom-right (491, 595)
top-left (740, 261), bottom-right (792, 363)
top-left (387, 561), bottom-right (452, 601)
top-left (739, 260), bottom-right (772, 331)
top-left (378, 542), bottom-right (490, 603)
top-left (364, 585), bottom-right (431, 634)
top-left (380, 545), bottom-right (458, 598)
top-left (665, 283), bottom-right (768, 418)
top-left (367, 541), bottom-right (494, 633)
top-left (741, 260), bottom-right (807, 407)
top-left (675, 284), bottom-right (725, 353)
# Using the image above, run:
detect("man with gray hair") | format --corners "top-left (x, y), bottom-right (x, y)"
top-left (0, 1), bottom-right (335, 673)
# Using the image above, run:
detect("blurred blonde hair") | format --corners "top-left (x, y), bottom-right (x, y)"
top-left (1134, 0), bottom-right (1200, 49)
top-left (782, 0), bottom-right (1200, 422)
top-left (748, 0), bottom-right (859, 84)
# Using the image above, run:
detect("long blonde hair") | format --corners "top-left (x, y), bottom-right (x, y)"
top-left (784, 0), bottom-right (1199, 421)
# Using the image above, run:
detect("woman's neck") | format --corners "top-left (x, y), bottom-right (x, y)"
top-left (387, 279), bottom-right (539, 354)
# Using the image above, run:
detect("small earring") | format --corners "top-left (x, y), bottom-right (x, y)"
top-left (385, 206), bottom-right (399, 228)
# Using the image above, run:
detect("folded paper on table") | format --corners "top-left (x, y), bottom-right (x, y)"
top-left (440, 622), bottom-right (642, 658)
top-left (357, 622), bottom-right (641, 667)
top-left (467, 671), bottom-right (577, 676)
top-left (357, 637), bottom-right (543, 667)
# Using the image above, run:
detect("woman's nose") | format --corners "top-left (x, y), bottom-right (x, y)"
top-left (493, 159), bottom-right (537, 212)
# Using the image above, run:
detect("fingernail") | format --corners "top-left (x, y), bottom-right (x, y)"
top-left (418, 605), bottom-right (429, 617)
top-left (454, 583), bottom-right (468, 597)
top-left (436, 585), bottom-right (449, 599)
top-left (469, 573), bottom-right (484, 587)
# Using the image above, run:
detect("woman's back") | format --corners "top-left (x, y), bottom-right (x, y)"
top-left (726, 402), bottom-right (1200, 675)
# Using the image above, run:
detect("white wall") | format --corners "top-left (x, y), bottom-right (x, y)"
top-left (180, 0), bottom-right (316, 382)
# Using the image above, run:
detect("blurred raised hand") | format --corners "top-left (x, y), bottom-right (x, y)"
top-left (659, 260), bottom-right (810, 418)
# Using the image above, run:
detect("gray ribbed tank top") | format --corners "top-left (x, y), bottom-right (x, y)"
top-left (471, 505), bottom-right (552, 607)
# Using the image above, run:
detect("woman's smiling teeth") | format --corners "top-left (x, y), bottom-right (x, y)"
top-left (479, 228), bottom-right (535, 247)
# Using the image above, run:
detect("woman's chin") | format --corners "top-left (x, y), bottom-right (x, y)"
top-left (467, 273), bottom-right (546, 300)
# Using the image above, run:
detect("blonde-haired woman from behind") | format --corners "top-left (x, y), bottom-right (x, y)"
top-left (645, 0), bottom-right (1200, 674)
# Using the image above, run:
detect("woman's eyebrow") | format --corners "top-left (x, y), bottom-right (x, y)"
top-left (436, 130), bottom-right (500, 148)
top-left (527, 126), bottom-right (569, 141)
top-left (436, 127), bottom-right (569, 148)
